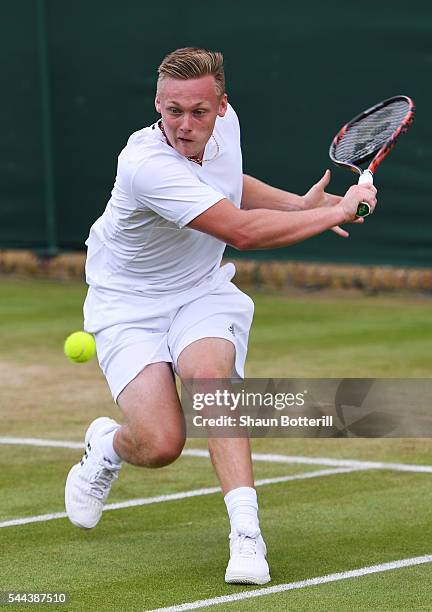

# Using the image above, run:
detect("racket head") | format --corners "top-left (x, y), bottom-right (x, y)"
top-left (329, 95), bottom-right (415, 175)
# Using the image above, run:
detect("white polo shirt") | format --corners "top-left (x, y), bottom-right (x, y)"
top-left (85, 103), bottom-right (243, 296)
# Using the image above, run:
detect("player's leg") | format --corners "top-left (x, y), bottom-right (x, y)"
top-left (114, 362), bottom-right (185, 467)
top-left (177, 338), bottom-right (254, 493)
top-left (65, 362), bottom-right (185, 529)
top-left (177, 335), bottom-right (270, 585)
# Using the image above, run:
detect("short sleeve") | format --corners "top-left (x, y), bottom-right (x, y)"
top-left (131, 153), bottom-right (225, 228)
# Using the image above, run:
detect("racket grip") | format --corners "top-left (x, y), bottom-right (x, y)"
top-left (356, 170), bottom-right (374, 217)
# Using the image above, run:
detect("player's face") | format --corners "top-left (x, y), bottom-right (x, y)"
top-left (155, 75), bottom-right (227, 159)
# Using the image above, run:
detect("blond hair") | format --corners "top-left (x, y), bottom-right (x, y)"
top-left (157, 47), bottom-right (225, 97)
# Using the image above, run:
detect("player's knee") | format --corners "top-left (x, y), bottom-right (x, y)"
top-left (134, 433), bottom-right (185, 468)
top-left (147, 436), bottom-right (185, 467)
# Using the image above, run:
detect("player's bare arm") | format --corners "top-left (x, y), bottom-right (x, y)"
top-left (241, 170), bottom-right (357, 238)
top-left (189, 183), bottom-right (377, 250)
top-left (241, 174), bottom-right (305, 211)
top-left (241, 170), bottom-right (341, 212)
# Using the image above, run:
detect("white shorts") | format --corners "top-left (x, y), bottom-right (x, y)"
top-left (83, 264), bottom-right (254, 402)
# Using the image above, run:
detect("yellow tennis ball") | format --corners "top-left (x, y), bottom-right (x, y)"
top-left (64, 331), bottom-right (96, 363)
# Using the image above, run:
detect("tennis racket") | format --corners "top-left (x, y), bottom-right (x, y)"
top-left (329, 95), bottom-right (415, 217)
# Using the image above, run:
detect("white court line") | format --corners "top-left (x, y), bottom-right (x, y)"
top-left (148, 554), bottom-right (432, 612)
top-left (184, 449), bottom-right (432, 474)
top-left (0, 466), bottom-right (361, 529)
top-left (258, 453), bottom-right (432, 474)
top-left (1, 436), bottom-right (432, 474)
top-left (0, 436), bottom-right (83, 449)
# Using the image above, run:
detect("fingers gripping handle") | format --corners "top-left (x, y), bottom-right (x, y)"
top-left (356, 170), bottom-right (374, 217)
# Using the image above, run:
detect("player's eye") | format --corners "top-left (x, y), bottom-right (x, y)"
top-left (168, 107), bottom-right (181, 114)
top-left (193, 109), bottom-right (206, 116)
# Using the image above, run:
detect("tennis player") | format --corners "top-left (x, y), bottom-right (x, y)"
top-left (65, 47), bottom-right (377, 585)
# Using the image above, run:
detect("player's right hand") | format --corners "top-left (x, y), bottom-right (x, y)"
top-left (339, 184), bottom-right (377, 223)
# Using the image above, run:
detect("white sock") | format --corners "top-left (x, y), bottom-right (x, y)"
top-left (224, 486), bottom-right (260, 537)
top-left (99, 428), bottom-right (122, 466)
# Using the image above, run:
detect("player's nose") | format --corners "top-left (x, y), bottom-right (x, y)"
top-left (180, 113), bottom-right (193, 131)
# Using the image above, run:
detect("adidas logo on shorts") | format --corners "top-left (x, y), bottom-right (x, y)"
top-left (228, 323), bottom-right (235, 336)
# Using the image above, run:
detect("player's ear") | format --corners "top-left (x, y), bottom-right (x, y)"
top-left (155, 94), bottom-right (161, 114)
top-left (218, 94), bottom-right (228, 117)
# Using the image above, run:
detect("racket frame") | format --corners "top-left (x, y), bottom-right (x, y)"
top-left (329, 95), bottom-right (415, 217)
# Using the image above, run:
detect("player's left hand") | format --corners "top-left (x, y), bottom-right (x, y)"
top-left (303, 169), bottom-right (342, 210)
top-left (303, 169), bottom-right (363, 238)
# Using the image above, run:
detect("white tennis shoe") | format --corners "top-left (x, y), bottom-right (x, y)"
top-left (65, 417), bottom-right (121, 529)
top-left (225, 527), bottom-right (271, 585)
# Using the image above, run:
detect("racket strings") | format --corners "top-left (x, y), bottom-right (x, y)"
top-left (333, 100), bottom-right (410, 164)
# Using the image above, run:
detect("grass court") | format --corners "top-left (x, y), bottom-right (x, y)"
top-left (1, 276), bottom-right (431, 610)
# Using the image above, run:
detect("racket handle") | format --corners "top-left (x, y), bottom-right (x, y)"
top-left (356, 170), bottom-right (374, 217)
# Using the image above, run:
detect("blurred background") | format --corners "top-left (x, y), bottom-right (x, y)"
top-left (1, 0), bottom-right (430, 268)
